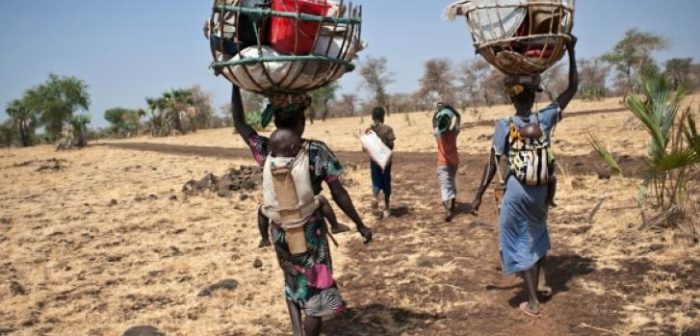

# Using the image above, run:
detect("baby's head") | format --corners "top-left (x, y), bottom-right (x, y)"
top-left (270, 128), bottom-right (302, 157)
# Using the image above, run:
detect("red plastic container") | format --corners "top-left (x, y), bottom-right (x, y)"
top-left (269, 0), bottom-right (331, 55)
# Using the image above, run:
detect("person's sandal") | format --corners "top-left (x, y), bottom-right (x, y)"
top-left (519, 302), bottom-right (542, 318)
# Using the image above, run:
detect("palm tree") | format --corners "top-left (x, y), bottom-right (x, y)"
top-left (591, 70), bottom-right (698, 227)
top-left (5, 98), bottom-right (38, 147)
top-left (27, 74), bottom-right (90, 141)
top-left (68, 114), bottom-right (91, 148)
top-left (162, 89), bottom-right (193, 134)
top-left (146, 97), bottom-right (168, 136)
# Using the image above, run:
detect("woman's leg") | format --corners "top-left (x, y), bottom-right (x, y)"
top-left (521, 261), bottom-right (541, 315)
top-left (537, 257), bottom-right (552, 296)
top-left (304, 316), bottom-right (323, 336)
top-left (286, 299), bottom-right (304, 336)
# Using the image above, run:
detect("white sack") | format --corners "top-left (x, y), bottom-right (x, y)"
top-left (361, 131), bottom-right (393, 170)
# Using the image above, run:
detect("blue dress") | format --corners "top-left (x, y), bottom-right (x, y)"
top-left (492, 104), bottom-right (560, 274)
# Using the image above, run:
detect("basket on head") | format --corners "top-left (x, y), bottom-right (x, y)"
top-left (446, 0), bottom-right (575, 76)
top-left (207, 0), bottom-right (364, 95)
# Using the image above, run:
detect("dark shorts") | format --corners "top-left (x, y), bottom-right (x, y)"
top-left (370, 161), bottom-right (392, 196)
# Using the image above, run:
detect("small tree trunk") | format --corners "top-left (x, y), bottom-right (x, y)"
top-left (188, 116), bottom-right (198, 133)
top-left (174, 113), bottom-right (185, 135)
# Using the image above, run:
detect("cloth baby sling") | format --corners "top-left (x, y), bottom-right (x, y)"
top-left (507, 113), bottom-right (553, 186)
top-left (262, 143), bottom-right (321, 255)
top-left (495, 113), bottom-right (557, 212)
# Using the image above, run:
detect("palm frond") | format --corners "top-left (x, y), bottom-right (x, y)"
top-left (626, 95), bottom-right (665, 158)
top-left (587, 133), bottom-right (624, 175)
top-left (652, 147), bottom-right (700, 172)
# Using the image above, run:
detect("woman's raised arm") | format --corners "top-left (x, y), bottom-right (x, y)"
top-left (232, 85), bottom-right (257, 142)
top-left (555, 36), bottom-right (579, 111)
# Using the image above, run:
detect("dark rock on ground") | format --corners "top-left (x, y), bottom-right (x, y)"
top-left (184, 166), bottom-right (262, 198)
top-left (106, 255), bottom-right (123, 263)
top-left (10, 280), bottom-right (26, 296)
top-left (0, 216), bottom-right (11, 225)
top-left (649, 244), bottom-right (665, 252)
top-left (36, 158), bottom-right (68, 172)
top-left (168, 246), bottom-right (183, 257)
top-left (148, 270), bottom-right (165, 278)
top-left (109, 199), bottom-right (118, 207)
top-left (197, 279), bottom-right (239, 297)
top-left (571, 225), bottom-right (592, 234)
top-left (123, 325), bottom-right (166, 336)
top-left (597, 168), bottom-right (612, 180)
top-left (253, 258), bottom-right (263, 268)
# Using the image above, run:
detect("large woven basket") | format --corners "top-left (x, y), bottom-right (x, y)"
top-left (448, 0), bottom-right (575, 76)
top-left (207, 0), bottom-right (363, 94)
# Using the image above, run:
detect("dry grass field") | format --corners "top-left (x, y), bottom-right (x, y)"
top-left (1, 97), bottom-right (699, 336)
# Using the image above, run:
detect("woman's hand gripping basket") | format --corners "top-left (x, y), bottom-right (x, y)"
top-left (207, 0), bottom-right (365, 94)
top-left (446, 0), bottom-right (575, 76)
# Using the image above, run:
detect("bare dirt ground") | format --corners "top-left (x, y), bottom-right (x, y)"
top-left (1, 99), bottom-right (699, 336)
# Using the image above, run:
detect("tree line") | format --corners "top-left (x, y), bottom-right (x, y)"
top-left (106, 86), bottom-right (223, 138)
top-left (4, 29), bottom-right (698, 146)
top-left (308, 28), bottom-right (700, 120)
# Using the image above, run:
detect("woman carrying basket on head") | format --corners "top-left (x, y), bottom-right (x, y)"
top-left (470, 36), bottom-right (578, 318)
top-left (232, 85), bottom-right (372, 336)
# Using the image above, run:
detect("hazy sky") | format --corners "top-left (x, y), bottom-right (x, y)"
top-left (1, 0), bottom-right (699, 127)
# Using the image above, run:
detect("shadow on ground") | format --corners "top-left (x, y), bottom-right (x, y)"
top-left (323, 304), bottom-right (443, 336)
top-left (507, 254), bottom-right (596, 307)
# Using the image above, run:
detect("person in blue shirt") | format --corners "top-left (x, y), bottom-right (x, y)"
top-left (470, 36), bottom-right (578, 318)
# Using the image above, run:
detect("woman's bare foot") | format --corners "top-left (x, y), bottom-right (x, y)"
top-left (258, 238), bottom-right (271, 248)
top-left (331, 223), bottom-right (351, 234)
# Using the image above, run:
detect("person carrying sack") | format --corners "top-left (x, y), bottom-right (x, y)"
top-left (366, 107), bottom-right (395, 219)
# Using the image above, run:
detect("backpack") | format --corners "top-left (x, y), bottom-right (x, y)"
top-left (506, 114), bottom-right (552, 186)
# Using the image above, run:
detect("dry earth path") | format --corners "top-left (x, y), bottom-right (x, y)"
top-left (95, 142), bottom-right (688, 336)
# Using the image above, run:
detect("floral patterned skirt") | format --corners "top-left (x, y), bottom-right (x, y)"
top-left (271, 214), bottom-right (346, 317)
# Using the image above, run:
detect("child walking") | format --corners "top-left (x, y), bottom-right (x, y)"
top-left (433, 104), bottom-right (461, 222)
top-left (367, 107), bottom-right (395, 219)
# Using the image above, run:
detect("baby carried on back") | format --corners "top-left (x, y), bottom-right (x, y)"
top-left (257, 129), bottom-right (348, 252)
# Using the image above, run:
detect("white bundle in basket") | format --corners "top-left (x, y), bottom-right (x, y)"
top-left (218, 29), bottom-right (365, 92)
